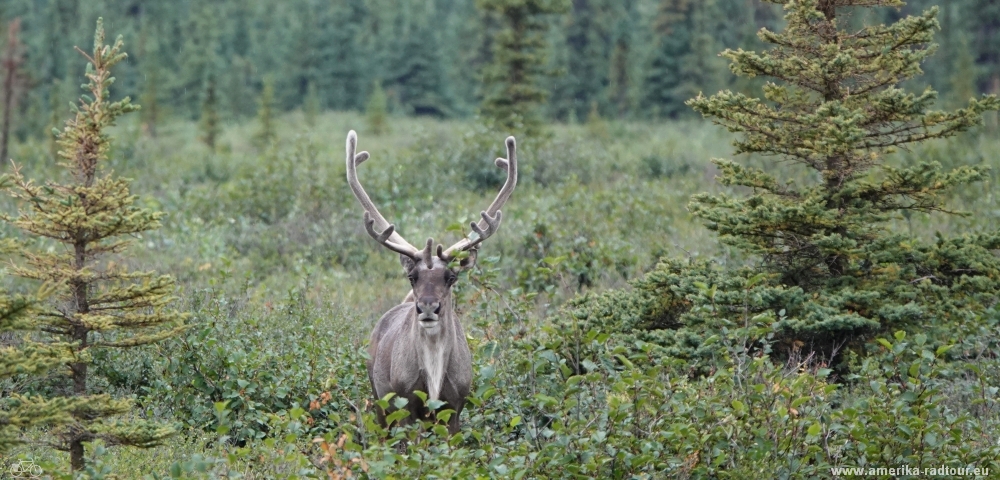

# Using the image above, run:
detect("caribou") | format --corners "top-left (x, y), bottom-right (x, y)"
top-left (346, 130), bottom-right (517, 434)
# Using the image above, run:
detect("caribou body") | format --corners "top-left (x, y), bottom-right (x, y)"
top-left (347, 130), bottom-right (517, 433)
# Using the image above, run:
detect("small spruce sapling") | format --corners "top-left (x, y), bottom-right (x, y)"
top-left (2, 19), bottom-right (188, 471)
top-left (304, 80), bottom-right (320, 127)
top-left (253, 75), bottom-right (277, 148)
top-left (365, 79), bottom-right (388, 135)
top-left (200, 71), bottom-right (220, 150)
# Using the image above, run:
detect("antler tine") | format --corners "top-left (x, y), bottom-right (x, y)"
top-left (363, 211), bottom-right (421, 257)
top-left (459, 210), bottom-right (502, 252)
top-left (347, 130), bottom-right (421, 259)
top-left (422, 238), bottom-right (434, 268)
top-left (443, 136), bottom-right (518, 258)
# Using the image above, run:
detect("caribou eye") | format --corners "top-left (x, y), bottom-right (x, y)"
top-left (407, 271), bottom-right (418, 284)
top-left (445, 271), bottom-right (458, 286)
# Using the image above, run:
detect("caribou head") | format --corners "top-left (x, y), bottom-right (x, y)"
top-left (347, 130), bottom-right (517, 434)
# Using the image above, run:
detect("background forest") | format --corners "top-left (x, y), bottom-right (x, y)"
top-left (0, 0), bottom-right (997, 134)
top-left (0, 0), bottom-right (998, 478)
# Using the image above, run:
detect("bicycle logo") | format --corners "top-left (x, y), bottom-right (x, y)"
top-left (8, 460), bottom-right (43, 479)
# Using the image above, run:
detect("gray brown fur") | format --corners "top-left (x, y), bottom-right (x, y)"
top-left (347, 130), bottom-right (517, 434)
top-left (366, 256), bottom-right (474, 433)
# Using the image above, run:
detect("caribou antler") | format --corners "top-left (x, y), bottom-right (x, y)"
top-left (348, 131), bottom-right (516, 262)
top-left (347, 130), bottom-right (424, 259)
top-left (441, 136), bottom-right (518, 259)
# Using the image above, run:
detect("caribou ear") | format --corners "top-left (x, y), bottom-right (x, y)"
top-left (455, 248), bottom-right (478, 272)
top-left (399, 254), bottom-right (416, 273)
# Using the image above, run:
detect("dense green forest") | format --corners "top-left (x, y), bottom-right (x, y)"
top-left (0, 0), bottom-right (996, 136)
top-left (0, 0), bottom-right (999, 478)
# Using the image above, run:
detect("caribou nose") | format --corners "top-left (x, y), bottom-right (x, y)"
top-left (417, 297), bottom-right (440, 319)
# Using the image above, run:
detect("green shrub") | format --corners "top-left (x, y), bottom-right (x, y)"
top-left (151, 286), bottom-right (370, 447)
top-left (139, 315), bottom-right (1000, 479)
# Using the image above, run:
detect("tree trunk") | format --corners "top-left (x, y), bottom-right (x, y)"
top-left (1, 19), bottom-right (23, 164)
top-left (70, 441), bottom-right (85, 471)
top-left (1, 64), bottom-right (14, 163)
top-left (817, 1), bottom-right (849, 276)
top-left (69, 240), bottom-right (90, 470)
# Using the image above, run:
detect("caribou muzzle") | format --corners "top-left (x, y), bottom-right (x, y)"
top-left (416, 299), bottom-right (442, 324)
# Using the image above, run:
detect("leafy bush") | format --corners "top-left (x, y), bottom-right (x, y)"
top-left (131, 312), bottom-right (1000, 479)
top-left (150, 286), bottom-right (371, 447)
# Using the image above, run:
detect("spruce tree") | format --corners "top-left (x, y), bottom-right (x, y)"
top-left (971, 0), bottom-right (1000, 128)
top-left (608, 3), bottom-right (636, 118)
top-left (253, 76), bottom-right (277, 148)
top-left (2, 19), bottom-right (187, 471)
top-left (139, 63), bottom-right (161, 137)
top-left (313, 0), bottom-right (368, 110)
top-left (199, 71), bottom-right (220, 150)
top-left (643, 0), bottom-right (694, 119)
top-left (304, 80), bottom-right (320, 127)
top-left (552, 0), bottom-right (613, 120)
top-left (643, 0), bottom-right (726, 119)
top-left (46, 78), bottom-right (66, 160)
top-left (365, 79), bottom-right (389, 135)
top-left (585, 100), bottom-right (608, 139)
top-left (138, 28), bottom-right (162, 138)
top-left (393, 19), bottom-right (452, 117)
top-left (176, 3), bottom-right (221, 118)
top-left (687, 1), bottom-right (1000, 350)
top-left (227, 56), bottom-right (255, 119)
top-left (677, 0), bottom-right (727, 104)
top-left (949, 34), bottom-right (978, 109)
top-left (477, 0), bottom-right (569, 135)
top-left (971, 0), bottom-right (1000, 95)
